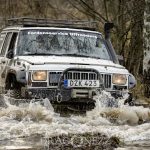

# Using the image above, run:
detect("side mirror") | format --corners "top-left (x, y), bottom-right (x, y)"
top-left (117, 55), bottom-right (124, 65)
top-left (6, 49), bottom-right (14, 59)
top-left (128, 74), bottom-right (136, 89)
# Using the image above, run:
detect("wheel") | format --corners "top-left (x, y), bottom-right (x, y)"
top-left (5, 75), bottom-right (22, 99)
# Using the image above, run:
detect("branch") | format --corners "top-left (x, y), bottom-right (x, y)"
top-left (103, 0), bottom-right (109, 21)
top-left (68, 0), bottom-right (103, 22)
top-left (79, 0), bottom-right (109, 22)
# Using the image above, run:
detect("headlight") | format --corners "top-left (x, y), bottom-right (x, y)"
top-left (112, 74), bottom-right (127, 85)
top-left (32, 71), bottom-right (47, 81)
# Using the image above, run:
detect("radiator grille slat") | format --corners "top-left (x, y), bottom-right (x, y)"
top-left (49, 72), bottom-right (62, 86)
top-left (101, 74), bottom-right (111, 88)
top-left (65, 71), bottom-right (98, 80)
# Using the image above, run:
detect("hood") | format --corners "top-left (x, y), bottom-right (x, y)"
top-left (16, 56), bottom-right (125, 69)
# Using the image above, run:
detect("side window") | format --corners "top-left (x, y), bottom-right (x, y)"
top-left (0, 32), bottom-right (12, 56)
top-left (0, 33), bottom-right (6, 54)
top-left (6, 32), bottom-right (18, 58)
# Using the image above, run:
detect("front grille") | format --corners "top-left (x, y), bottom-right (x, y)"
top-left (101, 74), bottom-right (112, 88)
top-left (49, 72), bottom-right (62, 86)
top-left (48, 71), bottom-right (112, 88)
top-left (64, 71), bottom-right (98, 80)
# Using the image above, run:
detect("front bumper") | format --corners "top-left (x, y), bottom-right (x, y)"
top-left (24, 87), bottom-right (128, 103)
top-left (25, 88), bottom-right (99, 103)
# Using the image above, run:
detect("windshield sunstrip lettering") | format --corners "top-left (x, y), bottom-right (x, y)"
top-left (28, 31), bottom-right (97, 38)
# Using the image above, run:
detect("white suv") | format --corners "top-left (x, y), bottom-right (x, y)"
top-left (0, 18), bottom-right (136, 108)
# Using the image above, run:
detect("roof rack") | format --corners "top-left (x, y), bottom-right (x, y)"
top-left (7, 17), bottom-right (98, 31)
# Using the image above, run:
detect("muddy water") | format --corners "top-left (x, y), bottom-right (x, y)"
top-left (0, 91), bottom-right (150, 150)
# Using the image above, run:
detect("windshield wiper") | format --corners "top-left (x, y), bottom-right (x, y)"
top-left (23, 52), bottom-right (100, 59)
top-left (61, 53), bottom-right (90, 57)
top-left (61, 53), bottom-right (100, 59)
top-left (23, 52), bottom-right (58, 56)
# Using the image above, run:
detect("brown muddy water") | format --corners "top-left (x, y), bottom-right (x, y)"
top-left (0, 91), bottom-right (150, 150)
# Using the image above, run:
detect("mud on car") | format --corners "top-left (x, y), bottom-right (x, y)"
top-left (0, 18), bottom-right (136, 110)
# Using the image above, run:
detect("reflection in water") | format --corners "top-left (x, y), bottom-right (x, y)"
top-left (0, 91), bottom-right (150, 149)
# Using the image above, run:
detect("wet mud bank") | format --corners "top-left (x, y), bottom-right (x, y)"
top-left (44, 133), bottom-right (120, 150)
top-left (0, 133), bottom-right (120, 150)
top-left (1, 134), bottom-right (150, 150)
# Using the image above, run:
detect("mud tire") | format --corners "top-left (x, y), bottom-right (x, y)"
top-left (5, 75), bottom-right (22, 99)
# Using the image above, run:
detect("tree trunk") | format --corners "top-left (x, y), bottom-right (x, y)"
top-left (143, 0), bottom-right (150, 97)
top-left (126, 0), bottom-right (145, 76)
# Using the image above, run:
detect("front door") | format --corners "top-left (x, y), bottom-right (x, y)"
top-left (1, 32), bottom-right (19, 91)
top-left (0, 32), bottom-right (12, 90)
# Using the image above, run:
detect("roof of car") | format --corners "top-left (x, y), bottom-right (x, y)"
top-left (2, 26), bottom-right (101, 34)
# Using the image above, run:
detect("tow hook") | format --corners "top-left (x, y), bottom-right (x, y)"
top-left (56, 93), bottom-right (62, 103)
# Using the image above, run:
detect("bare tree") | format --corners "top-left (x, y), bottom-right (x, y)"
top-left (126, 0), bottom-right (145, 75)
top-left (0, 0), bottom-right (146, 77)
top-left (143, 0), bottom-right (150, 97)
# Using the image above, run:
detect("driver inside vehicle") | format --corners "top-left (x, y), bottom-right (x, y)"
top-left (34, 35), bottom-right (47, 53)
top-left (23, 34), bottom-right (48, 54)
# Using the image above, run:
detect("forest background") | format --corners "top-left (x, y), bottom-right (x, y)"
top-left (0, 0), bottom-right (149, 99)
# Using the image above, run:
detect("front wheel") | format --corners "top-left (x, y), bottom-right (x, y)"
top-left (5, 75), bottom-right (22, 99)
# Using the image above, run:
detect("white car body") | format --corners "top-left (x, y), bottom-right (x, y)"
top-left (0, 24), bottom-right (135, 104)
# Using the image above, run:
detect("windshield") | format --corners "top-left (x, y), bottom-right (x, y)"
top-left (17, 29), bottom-right (111, 60)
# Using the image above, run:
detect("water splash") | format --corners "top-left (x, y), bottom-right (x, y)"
top-left (88, 90), bottom-right (150, 125)
top-left (0, 91), bottom-right (150, 149)
top-left (0, 95), bottom-right (54, 123)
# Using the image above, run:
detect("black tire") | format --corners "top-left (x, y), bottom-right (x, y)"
top-left (5, 75), bottom-right (22, 99)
